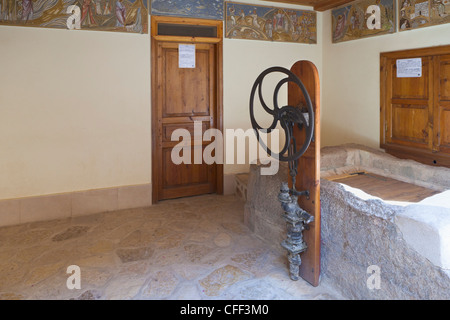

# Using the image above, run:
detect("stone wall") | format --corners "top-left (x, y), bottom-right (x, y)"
top-left (244, 144), bottom-right (450, 299)
top-left (244, 162), bottom-right (288, 257)
top-left (321, 179), bottom-right (450, 299)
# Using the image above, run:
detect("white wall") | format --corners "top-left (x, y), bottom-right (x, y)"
top-left (4, 1), bottom-right (449, 202)
top-left (322, 10), bottom-right (450, 149)
top-left (223, 0), bottom-right (323, 175)
top-left (0, 1), bottom-right (321, 201)
top-left (0, 26), bottom-right (152, 200)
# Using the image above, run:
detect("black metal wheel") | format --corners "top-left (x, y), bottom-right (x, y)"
top-left (249, 66), bottom-right (314, 162)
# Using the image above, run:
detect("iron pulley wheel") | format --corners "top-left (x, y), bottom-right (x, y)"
top-left (249, 66), bottom-right (314, 162)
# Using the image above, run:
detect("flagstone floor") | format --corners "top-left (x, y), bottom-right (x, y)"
top-left (0, 194), bottom-right (344, 300)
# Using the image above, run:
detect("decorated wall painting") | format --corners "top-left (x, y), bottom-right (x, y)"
top-left (332, 0), bottom-right (396, 43)
top-left (225, 1), bottom-right (317, 44)
top-left (150, 0), bottom-right (224, 20)
top-left (399, 0), bottom-right (450, 30)
top-left (0, 0), bottom-right (148, 33)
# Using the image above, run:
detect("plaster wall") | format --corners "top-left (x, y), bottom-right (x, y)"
top-left (0, 1), bottom-right (321, 203)
top-left (321, 10), bottom-right (450, 148)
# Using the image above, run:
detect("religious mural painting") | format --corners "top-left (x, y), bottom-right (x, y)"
top-left (399, 0), bottom-right (450, 31)
top-left (0, 0), bottom-right (148, 33)
top-left (332, 0), bottom-right (396, 43)
top-left (225, 1), bottom-right (317, 44)
top-left (150, 0), bottom-right (224, 20)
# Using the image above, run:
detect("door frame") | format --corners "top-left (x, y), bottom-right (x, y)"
top-left (151, 16), bottom-right (224, 203)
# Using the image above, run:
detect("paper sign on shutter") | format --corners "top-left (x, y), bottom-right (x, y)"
top-left (396, 58), bottom-right (422, 78)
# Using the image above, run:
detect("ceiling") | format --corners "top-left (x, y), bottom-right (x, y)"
top-left (261, 0), bottom-right (356, 11)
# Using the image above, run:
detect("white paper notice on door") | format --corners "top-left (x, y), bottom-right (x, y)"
top-left (396, 58), bottom-right (422, 78)
top-left (179, 44), bottom-right (196, 68)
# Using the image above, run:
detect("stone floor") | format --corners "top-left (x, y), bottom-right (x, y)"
top-left (0, 194), bottom-right (344, 300)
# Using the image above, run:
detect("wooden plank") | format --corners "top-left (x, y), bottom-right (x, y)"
top-left (331, 173), bottom-right (439, 202)
top-left (288, 60), bottom-right (321, 287)
top-left (313, 0), bottom-right (356, 11)
top-left (153, 35), bottom-right (222, 44)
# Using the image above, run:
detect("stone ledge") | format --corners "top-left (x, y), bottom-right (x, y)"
top-left (396, 198), bottom-right (450, 271)
top-left (321, 143), bottom-right (450, 191)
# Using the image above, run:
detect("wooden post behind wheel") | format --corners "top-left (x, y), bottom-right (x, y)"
top-left (288, 60), bottom-right (321, 287)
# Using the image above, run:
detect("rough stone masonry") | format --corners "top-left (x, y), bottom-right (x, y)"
top-left (245, 144), bottom-right (450, 299)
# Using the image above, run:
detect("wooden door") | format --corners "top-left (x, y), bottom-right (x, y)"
top-left (434, 54), bottom-right (450, 155)
top-left (384, 56), bottom-right (434, 151)
top-left (380, 45), bottom-right (450, 167)
top-left (152, 37), bottom-right (221, 202)
top-left (289, 60), bottom-right (321, 287)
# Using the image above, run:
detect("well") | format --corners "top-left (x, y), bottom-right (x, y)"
top-left (244, 144), bottom-right (450, 299)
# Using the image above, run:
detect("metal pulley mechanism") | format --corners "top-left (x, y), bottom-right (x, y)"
top-left (249, 66), bottom-right (315, 281)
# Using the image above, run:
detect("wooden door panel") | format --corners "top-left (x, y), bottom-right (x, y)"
top-left (161, 143), bottom-right (215, 200)
top-left (439, 59), bottom-right (450, 101)
top-left (436, 55), bottom-right (450, 154)
top-left (385, 56), bottom-right (433, 149)
top-left (161, 147), bottom-right (212, 188)
top-left (392, 59), bottom-right (429, 100)
top-left (162, 122), bottom-right (209, 142)
top-left (439, 108), bottom-right (450, 152)
top-left (162, 43), bottom-right (213, 117)
top-left (390, 104), bottom-right (429, 146)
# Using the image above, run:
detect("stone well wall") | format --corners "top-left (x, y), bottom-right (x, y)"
top-left (321, 179), bottom-right (450, 299)
top-left (244, 144), bottom-right (450, 299)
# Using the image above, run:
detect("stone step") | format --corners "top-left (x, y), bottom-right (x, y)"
top-left (235, 173), bottom-right (249, 201)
